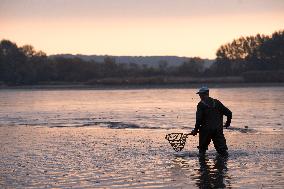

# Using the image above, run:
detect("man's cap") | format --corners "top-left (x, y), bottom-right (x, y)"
top-left (196, 86), bottom-right (209, 94)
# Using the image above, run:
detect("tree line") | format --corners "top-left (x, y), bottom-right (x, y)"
top-left (0, 30), bottom-right (283, 85)
top-left (212, 30), bottom-right (284, 75)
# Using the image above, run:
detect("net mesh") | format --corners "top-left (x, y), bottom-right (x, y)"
top-left (165, 133), bottom-right (190, 152)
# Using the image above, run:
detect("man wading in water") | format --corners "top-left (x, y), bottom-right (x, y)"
top-left (190, 86), bottom-right (232, 156)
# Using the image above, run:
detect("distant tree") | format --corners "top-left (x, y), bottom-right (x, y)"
top-left (158, 60), bottom-right (168, 75)
top-left (102, 56), bottom-right (118, 77)
top-left (178, 57), bottom-right (204, 76)
top-left (214, 34), bottom-right (269, 75)
top-left (0, 39), bottom-right (30, 84)
top-left (52, 57), bottom-right (84, 81)
top-left (253, 30), bottom-right (284, 70)
top-left (20, 45), bottom-right (36, 58)
top-left (212, 31), bottom-right (284, 75)
top-left (140, 64), bottom-right (158, 77)
top-left (127, 62), bottom-right (141, 77)
top-left (20, 45), bottom-right (47, 62)
top-left (20, 44), bottom-right (49, 82)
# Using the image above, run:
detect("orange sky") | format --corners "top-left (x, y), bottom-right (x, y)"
top-left (0, 0), bottom-right (283, 59)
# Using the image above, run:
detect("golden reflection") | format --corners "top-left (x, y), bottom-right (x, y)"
top-left (170, 155), bottom-right (232, 188)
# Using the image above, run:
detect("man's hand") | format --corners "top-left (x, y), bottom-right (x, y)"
top-left (224, 121), bottom-right (230, 128)
top-left (190, 129), bottom-right (198, 136)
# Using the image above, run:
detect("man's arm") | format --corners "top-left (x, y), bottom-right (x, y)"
top-left (191, 104), bottom-right (203, 135)
top-left (217, 100), bottom-right (232, 127)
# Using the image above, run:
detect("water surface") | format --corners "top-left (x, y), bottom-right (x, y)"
top-left (0, 87), bottom-right (283, 131)
top-left (0, 87), bottom-right (283, 188)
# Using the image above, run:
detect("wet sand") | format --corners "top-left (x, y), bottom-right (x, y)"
top-left (0, 126), bottom-right (283, 188)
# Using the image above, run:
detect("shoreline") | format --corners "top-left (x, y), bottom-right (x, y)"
top-left (1, 82), bottom-right (284, 90)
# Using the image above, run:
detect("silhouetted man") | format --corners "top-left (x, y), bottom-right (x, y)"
top-left (191, 86), bottom-right (232, 156)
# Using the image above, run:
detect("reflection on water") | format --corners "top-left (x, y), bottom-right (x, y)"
top-left (195, 155), bottom-right (230, 189)
top-left (171, 154), bottom-right (231, 189)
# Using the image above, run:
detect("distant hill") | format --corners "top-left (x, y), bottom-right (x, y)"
top-left (49, 54), bottom-right (214, 68)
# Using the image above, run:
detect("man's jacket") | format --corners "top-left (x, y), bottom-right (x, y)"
top-left (194, 97), bottom-right (232, 131)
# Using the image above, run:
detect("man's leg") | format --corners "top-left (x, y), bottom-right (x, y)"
top-left (212, 129), bottom-right (228, 156)
top-left (198, 131), bottom-right (211, 155)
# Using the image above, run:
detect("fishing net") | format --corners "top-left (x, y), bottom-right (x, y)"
top-left (165, 133), bottom-right (190, 152)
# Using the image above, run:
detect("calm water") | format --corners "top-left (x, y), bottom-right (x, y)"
top-left (0, 87), bottom-right (283, 131)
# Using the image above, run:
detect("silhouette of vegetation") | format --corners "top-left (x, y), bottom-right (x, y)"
top-left (212, 30), bottom-right (284, 80)
top-left (0, 30), bottom-right (283, 86)
top-left (177, 57), bottom-right (205, 77)
top-left (0, 40), bottom-right (47, 84)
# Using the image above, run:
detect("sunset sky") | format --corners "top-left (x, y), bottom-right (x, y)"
top-left (0, 0), bottom-right (283, 59)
